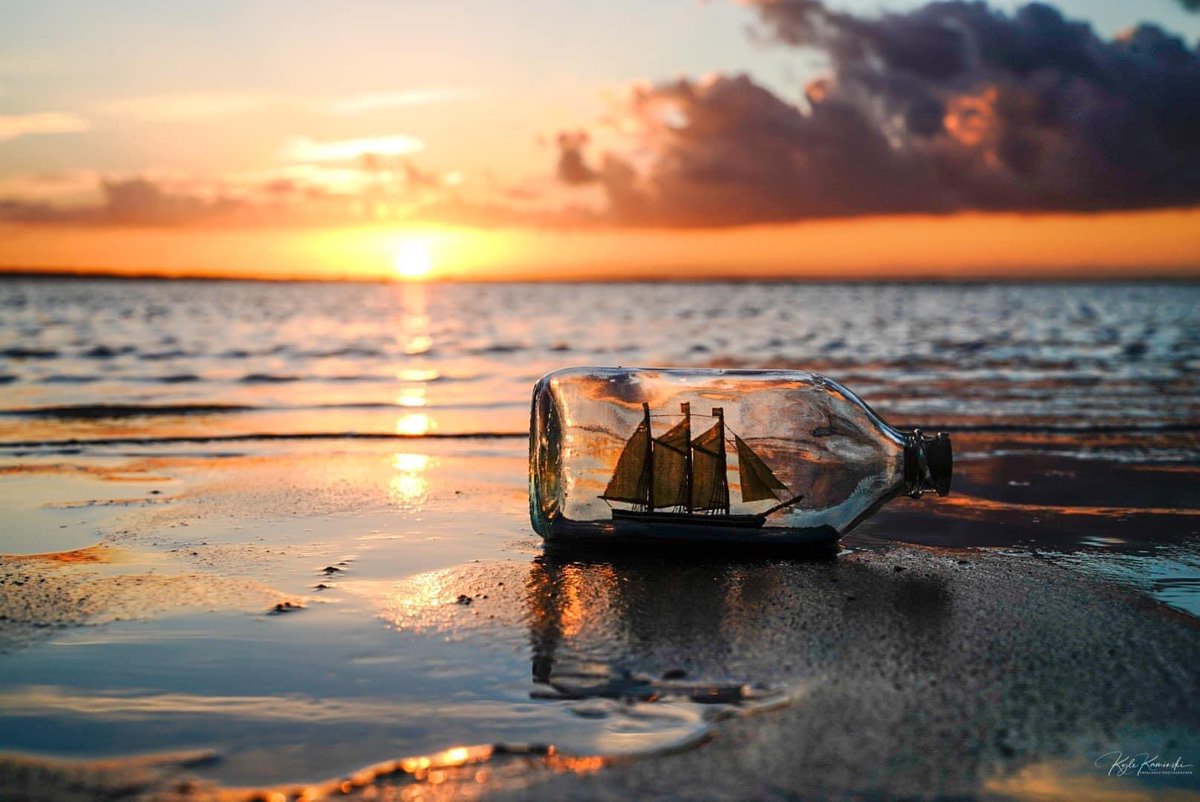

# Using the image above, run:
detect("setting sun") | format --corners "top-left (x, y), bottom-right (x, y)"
top-left (395, 240), bottom-right (433, 280)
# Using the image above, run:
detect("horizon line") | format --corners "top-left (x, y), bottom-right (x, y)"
top-left (3, 266), bottom-right (1200, 286)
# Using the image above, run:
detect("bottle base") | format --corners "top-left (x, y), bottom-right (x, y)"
top-left (539, 517), bottom-right (841, 549)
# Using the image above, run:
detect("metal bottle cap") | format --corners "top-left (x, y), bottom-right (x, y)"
top-left (904, 429), bottom-right (953, 497)
top-left (926, 431), bottom-right (953, 497)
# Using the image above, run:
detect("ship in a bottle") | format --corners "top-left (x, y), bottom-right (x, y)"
top-left (600, 402), bottom-right (805, 531)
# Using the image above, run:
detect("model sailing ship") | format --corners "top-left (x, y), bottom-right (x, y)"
top-left (600, 402), bottom-right (804, 530)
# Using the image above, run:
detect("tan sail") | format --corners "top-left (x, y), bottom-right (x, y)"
top-left (601, 405), bottom-right (796, 519)
top-left (601, 421), bottom-right (649, 504)
top-left (651, 418), bottom-right (689, 509)
top-left (690, 421), bottom-right (729, 512)
top-left (735, 435), bottom-right (789, 503)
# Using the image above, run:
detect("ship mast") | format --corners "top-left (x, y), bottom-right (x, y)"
top-left (681, 402), bottom-right (693, 513)
top-left (641, 402), bottom-right (653, 513)
top-left (711, 407), bottom-right (731, 515)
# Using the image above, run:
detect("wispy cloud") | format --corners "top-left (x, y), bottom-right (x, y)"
top-left (281, 134), bottom-right (425, 162)
top-left (0, 112), bottom-right (90, 142)
top-left (90, 87), bottom-right (478, 123)
top-left (92, 92), bottom-right (293, 122)
top-left (0, 171), bottom-right (100, 201)
top-left (327, 87), bottom-right (478, 115)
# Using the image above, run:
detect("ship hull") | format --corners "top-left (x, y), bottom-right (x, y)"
top-left (611, 508), bottom-right (766, 529)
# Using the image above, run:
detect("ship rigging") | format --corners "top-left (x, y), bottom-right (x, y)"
top-left (600, 402), bottom-right (804, 529)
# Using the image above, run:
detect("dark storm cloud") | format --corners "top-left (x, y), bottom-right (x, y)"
top-left (565, 1), bottom-right (1200, 226)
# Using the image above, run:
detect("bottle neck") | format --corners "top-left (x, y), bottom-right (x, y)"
top-left (902, 429), bottom-right (953, 498)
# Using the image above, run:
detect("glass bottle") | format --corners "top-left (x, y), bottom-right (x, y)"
top-left (529, 367), bottom-right (951, 546)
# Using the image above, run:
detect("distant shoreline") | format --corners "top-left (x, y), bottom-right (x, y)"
top-left (2, 267), bottom-right (1198, 286)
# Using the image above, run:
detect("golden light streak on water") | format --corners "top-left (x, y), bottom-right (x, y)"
top-left (395, 413), bottom-right (433, 436)
top-left (389, 452), bottom-right (431, 507)
top-left (384, 570), bottom-right (456, 632)
top-left (398, 368), bottom-right (440, 382)
top-left (404, 334), bottom-right (433, 355)
top-left (396, 386), bottom-right (427, 407)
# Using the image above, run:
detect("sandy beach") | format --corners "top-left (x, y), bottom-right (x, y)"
top-left (1, 279), bottom-right (1198, 800)
top-left (2, 429), bottom-right (1199, 800)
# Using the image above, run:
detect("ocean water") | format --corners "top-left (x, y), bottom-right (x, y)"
top-left (2, 277), bottom-right (1199, 599)
top-left (2, 278), bottom-right (1199, 443)
top-left (1, 277), bottom-right (1199, 797)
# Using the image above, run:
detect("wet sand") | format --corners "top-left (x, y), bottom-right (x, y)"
top-left (1, 433), bottom-right (1199, 800)
top-left (501, 549), bottom-right (1200, 801)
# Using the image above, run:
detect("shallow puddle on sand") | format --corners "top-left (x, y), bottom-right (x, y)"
top-left (0, 466), bottom-right (172, 554)
top-left (1, 493), bottom-right (811, 783)
top-left (0, 561), bottom-right (800, 793)
top-left (851, 433), bottom-right (1200, 618)
top-left (1, 441), bottom-right (799, 794)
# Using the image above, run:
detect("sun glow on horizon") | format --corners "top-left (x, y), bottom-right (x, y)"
top-left (2, 208), bottom-right (1199, 281)
top-left (394, 239), bottom-right (434, 280)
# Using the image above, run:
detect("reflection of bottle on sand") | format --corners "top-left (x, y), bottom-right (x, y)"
top-left (526, 553), bottom-right (953, 706)
top-left (601, 402), bottom-right (805, 531)
top-left (526, 556), bottom-right (795, 704)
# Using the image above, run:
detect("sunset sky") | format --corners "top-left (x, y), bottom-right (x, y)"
top-left (1, 0), bottom-right (1198, 280)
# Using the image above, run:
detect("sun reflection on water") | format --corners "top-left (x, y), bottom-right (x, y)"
top-left (396, 413), bottom-right (433, 436)
top-left (394, 282), bottom-right (437, 431)
top-left (398, 368), bottom-right (441, 382)
top-left (384, 570), bottom-right (457, 630)
top-left (396, 386), bottom-right (427, 407)
top-left (390, 452), bottom-right (431, 508)
top-left (404, 334), bottom-right (434, 355)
